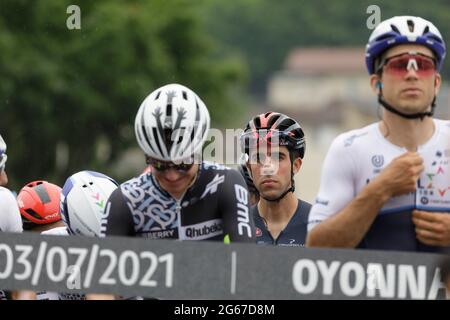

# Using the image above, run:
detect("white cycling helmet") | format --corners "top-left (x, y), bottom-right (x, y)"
top-left (134, 83), bottom-right (210, 162)
top-left (0, 135), bottom-right (7, 172)
top-left (366, 16), bottom-right (446, 74)
top-left (60, 170), bottom-right (118, 237)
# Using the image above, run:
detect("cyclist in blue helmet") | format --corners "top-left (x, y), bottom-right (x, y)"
top-left (307, 16), bottom-right (450, 252)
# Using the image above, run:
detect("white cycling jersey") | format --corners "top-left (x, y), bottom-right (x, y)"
top-left (0, 187), bottom-right (22, 299)
top-left (0, 187), bottom-right (22, 233)
top-left (308, 119), bottom-right (450, 252)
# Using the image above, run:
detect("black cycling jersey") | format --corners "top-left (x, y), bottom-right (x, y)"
top-left (102, 162), bottom-right (255, 242)
top-left (253, 199), bottom-right (311, 246)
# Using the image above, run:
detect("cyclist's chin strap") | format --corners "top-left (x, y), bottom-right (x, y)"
top-left (378, 92), bottom-right (436, 121)
top-left (261, 153), bottom-right (296, 203)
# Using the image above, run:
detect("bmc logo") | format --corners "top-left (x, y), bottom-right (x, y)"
top-left (235, 185), bottom-right (252, 238)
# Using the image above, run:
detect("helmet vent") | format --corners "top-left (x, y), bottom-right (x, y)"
top-left (182, 91), bottom-right (187, 100)
top-left (154, 90), bottom-right (161, 100)
top-left (407, 19), bottom-right (415, 32)
top-left (25, 209), bottom-right (43, 221)
top-left (390, 24), bottom-right (401, 34)
top-left (422, 26), bottom-right (430, 35)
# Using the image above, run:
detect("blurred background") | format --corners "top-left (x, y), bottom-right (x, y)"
top-left (0, 0), bottom-right (449, 202)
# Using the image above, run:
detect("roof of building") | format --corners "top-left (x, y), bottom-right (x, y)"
top-left (285, 47), bottom-right (366, 74)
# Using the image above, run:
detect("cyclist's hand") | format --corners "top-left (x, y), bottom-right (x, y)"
top-left (412, 210), bottom-right (450, 246)
top-left (373, 152), bottom-right (424, 198)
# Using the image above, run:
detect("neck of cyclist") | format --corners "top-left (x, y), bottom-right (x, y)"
top-left (381, 107), bottom-right (435, 151)
top-left (29, 220), bottom-right (66, 233)
top-left (258, 188), bottom-right (298, 224)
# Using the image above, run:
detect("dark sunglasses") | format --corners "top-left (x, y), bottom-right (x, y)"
top-left (377, 52), bottom-right (436, 77)
top-left (147, 158), bottom-right (194, 172)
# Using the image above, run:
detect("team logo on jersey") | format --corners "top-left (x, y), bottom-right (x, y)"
top-left (371, 155), bottom-right (384, 168)
top-left (200, 174), bottom-right (225, 199)
top-left (180, 219), bottom-right (223, 240)
top-left (420, 197), bottom-right (429, 205)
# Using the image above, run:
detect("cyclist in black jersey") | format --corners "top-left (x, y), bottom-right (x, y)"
top-left (240, 112), bottom-right (311, 247)
top-left (102, 84), bottom-right (255, 243)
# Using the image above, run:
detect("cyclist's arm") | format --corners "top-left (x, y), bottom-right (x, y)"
top-left (102, 187), bottom-right (135, 236)
top-left (220, 169), bottom-right (255, 243)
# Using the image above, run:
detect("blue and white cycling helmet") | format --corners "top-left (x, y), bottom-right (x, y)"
top-left (0, 135), bottom-right (7, 172)
top-left (366, 16), bottom-right (446, 74)
top-left (60, 170), bottom-right (118, 237)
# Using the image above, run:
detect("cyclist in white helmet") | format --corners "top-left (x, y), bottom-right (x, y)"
top-left (103, 83), bottom-right (254, 243)
top-left (36, 170), bottom-right (119, 300)
top-left (307, 16), bottom-right (450, 252)
top-left (0, 134), bottom-right (36, 300)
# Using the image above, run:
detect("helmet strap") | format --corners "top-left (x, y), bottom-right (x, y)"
top-left (378, 89), bottom-right (436, 120)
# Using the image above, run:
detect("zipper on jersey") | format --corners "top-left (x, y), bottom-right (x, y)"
top-left (175, 198), bottom-right (183, 240)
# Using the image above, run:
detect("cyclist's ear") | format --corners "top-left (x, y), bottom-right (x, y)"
top-left (434, 73), bottom-right (442, 94)
top-left (292, 157), bottom-right (302, 174)
top-left (370, 74), bottom-right (382, 94)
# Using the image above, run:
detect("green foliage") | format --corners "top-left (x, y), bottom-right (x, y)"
top-left (0, 0), bottom-right (246, 188)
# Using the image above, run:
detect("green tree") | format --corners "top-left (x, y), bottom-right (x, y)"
top-left (0, 0), bottom-right (246, 188)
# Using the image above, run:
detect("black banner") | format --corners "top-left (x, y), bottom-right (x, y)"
top-left (0, 232), bottom-right (448, 299)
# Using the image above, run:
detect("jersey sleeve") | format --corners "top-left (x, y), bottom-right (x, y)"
top-left (219, 168), bottom-right (255, 243)
top-left (0, 188), bottom-right (23, 233)
top-left (102, 187), bottom-right (135, 237)
top-left (308, 134), bottom-right (357, 231)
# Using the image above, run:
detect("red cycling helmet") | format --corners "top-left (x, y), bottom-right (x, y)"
top-left (17, 181), bottom-right (62, 228)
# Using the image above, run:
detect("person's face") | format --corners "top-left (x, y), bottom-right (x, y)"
top-left (150, 159), bottom-right (199, 198)
top-left (371, 44), bottom-right (441, 115)
top-left (248, 146), bottom-right (301, 201)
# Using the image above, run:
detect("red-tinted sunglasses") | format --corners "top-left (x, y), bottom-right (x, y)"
top-left (377, 52), bottom-right (437, 77)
